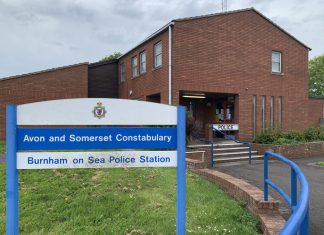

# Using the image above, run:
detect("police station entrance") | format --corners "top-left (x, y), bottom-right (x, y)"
top-left (180, 92), bottom-right (239, 140)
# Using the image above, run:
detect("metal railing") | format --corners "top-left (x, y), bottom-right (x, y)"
top-left (264, 150), bottom-right (309, 235)
top-left (212, 128), bottom-right (252, 164)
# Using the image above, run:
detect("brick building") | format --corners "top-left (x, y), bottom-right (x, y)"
top-left (0, 61), bottom-right (118, 139)
top-left (1, 8), bottom-right (323, 140)
top-left (118, 8), bottom-right (324, 140)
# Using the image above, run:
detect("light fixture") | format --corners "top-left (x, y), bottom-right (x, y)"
top-left (182, 94), bottom-right (206, 99)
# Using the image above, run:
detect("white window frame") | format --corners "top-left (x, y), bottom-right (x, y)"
top-left (140, 51), bottom-right (146, 74)
top-left (154, 41), bottom-right (162, 68)
top-left (278, 96), bottom-right (282, 128)
top-left (270, 96), bottom-right (274, 129)
top-left (252, 95), bottom-right (257, 138)
top-left (272, 51), bottom-right (282, 73)
top-left (120, 63), bottom-right (125, 83)
top-left (262, 96), bottom-right (266, 130)
top-left (131, 56), bottom-right (138, 78)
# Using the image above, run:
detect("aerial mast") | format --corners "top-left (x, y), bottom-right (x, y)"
top-left (222, 0), bottom-right (228, 12)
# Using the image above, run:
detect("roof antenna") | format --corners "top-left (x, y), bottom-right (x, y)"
top-left (222, 0), bottom-right (228, 12)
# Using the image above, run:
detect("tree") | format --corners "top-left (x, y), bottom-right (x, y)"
top-left (309, 54), bottom-right (324, 97)
top-left (100, 52), bottom-right (123, 62)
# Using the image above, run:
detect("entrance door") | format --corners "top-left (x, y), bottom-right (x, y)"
top-left (216, 100), bottom-right (234, 124)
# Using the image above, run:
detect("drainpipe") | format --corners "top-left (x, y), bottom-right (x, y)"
top-left (168, 23), bottom-right (174, 105)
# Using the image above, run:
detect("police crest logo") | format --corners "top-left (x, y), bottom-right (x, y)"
top-left (92, 101), bottom-right (107, 119)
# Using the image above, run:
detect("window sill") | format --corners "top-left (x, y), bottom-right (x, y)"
top-left (131, 75), bottom-right (140, 79)
top-left (131, 72), bottom-right (147, 80)
top-left (271, 72), bottom-right (284, 76)
top-left (152, 66), bottom-right (162, 71)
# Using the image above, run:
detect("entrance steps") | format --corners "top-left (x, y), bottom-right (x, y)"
top-left (187, 141), bottom-right (263, 165)
top-left (214, 142), bottom-right (262, 163)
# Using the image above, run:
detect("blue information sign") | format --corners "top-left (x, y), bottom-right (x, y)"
top-left (6, 99), bottom-right (186, 235)
top-left (17, 127), bottom-right (177, 150)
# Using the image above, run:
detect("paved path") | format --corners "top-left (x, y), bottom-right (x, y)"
top-left (216, 156), bottom-right (324, 235)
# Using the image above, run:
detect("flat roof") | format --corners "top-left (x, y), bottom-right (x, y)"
top-left (0, 62), bottom-right (89, 82)
top-left (89, 59), bottom-right (118, 68)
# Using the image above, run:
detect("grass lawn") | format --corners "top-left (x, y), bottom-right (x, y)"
top-left (0, 164), bottom-right (260, 234)
top-left (0, 141), bottom-right (5, 154)
top-left (316, 161), bottom-right (324, 166)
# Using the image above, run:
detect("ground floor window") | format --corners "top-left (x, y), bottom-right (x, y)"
top-left (252, 95), bottom-right (256, 138)
top-left (270, 96), bottom-right (274, 129)
top-left (278, 96), bottom-right (282, 128)
top-left (262, 96), bottom-right (266, 130)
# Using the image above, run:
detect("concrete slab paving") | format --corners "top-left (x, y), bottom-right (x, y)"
top-left (216, 156), bottom-right (324, 235)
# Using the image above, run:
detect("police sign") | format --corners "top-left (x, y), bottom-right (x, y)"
top-left (213, 123), bottom-right (239, 131)
top-left (6, 98), bottom-right (186, 235)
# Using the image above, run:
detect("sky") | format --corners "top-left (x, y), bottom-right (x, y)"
top-left (0, 0), bottom-right (323, 78)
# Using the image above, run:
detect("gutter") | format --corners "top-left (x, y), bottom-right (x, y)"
top-left (168, 22), bottom-right (174, 105)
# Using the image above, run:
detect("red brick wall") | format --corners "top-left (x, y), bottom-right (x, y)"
top-left (172, 10), bottom-right (309, 140)
top-left (118, 32), bottom-right (170, 103)
top-left (308, 98), bottom-right (324, 126)
top-left (0, 63), bottom-right (89, 139)
top-left (115, 9), bottom-right (310, 140)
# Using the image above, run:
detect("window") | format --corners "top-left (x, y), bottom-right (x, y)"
top-left (272, 51), bottom-right (282, 73)
top-left (131, 56), bottom-right (138, 78)
top-left (252, 95), bottom-right (257, 138)
top-left (270, 96), bottom-right (274, 129)
top-left (154, 41), bottom-right (162, 68)
top-left (262, 96), bottom-right (266, 130)
top-left (278, 96), bottom-right (282, 128)
top-left (120, 63), bottom-right (125, 82)
top-left (140, 51), bottom-right (146, 74)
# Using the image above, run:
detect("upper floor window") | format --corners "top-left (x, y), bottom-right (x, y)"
top-left (131, 56), bottom-right (138, 78)
top-left (140, 51), bottom-right (146, 74)
top-left (120, 63), bottom-right (125, 82)
top-left (154, 41), bottom-right (162, 68)
top-left (272, 51), bottom-right (282, 73)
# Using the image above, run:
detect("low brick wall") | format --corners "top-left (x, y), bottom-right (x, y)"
top-left (253, 141), bottom-right (324, 159)
top-left (186, 151), bottom-right (207, 169)
top-left (193, 168), bottom-right (285, 235)
top-left (187, 146), bottom-right (213, 168)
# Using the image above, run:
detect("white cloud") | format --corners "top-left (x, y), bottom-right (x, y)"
top-left (0, 0), bottom-right (323, 78)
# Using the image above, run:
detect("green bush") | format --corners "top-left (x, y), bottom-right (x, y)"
top-left (253, 129), bottom-right (283, 144)
top-left (304, 127), bottom-right (320, 142)
top-left (283, 131), bottom-right (305, 142)
top-left (319, 131), bottom-right (324, 141)
top-left (273, 137), bottom-right (299, 145)
top-left (253, 127), bottom-right (324, 145)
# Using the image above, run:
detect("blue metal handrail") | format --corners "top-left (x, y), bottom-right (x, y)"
top-left (212, 128), bottom-right (252, 164)
top-left (264, 150), bottom-right (309, 235)
top-left (190, 134), bottom-right (214, 167)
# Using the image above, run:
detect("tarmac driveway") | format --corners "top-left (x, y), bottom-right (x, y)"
top-left (216, 156), bottom-right (324, 235)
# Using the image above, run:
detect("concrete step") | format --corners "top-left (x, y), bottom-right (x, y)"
top-left (214, 146), bottom-right (250, 151)
top-left (214, 155), bottom-right (264, 163)
top-left (187, 143), bottom-right (244, 148)
top-left (187, 144), bottom-right (212, 148)
top-left (214, 143), bottom-right (245, 148)
top-left (213, 151), bottom-right (258, 157)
